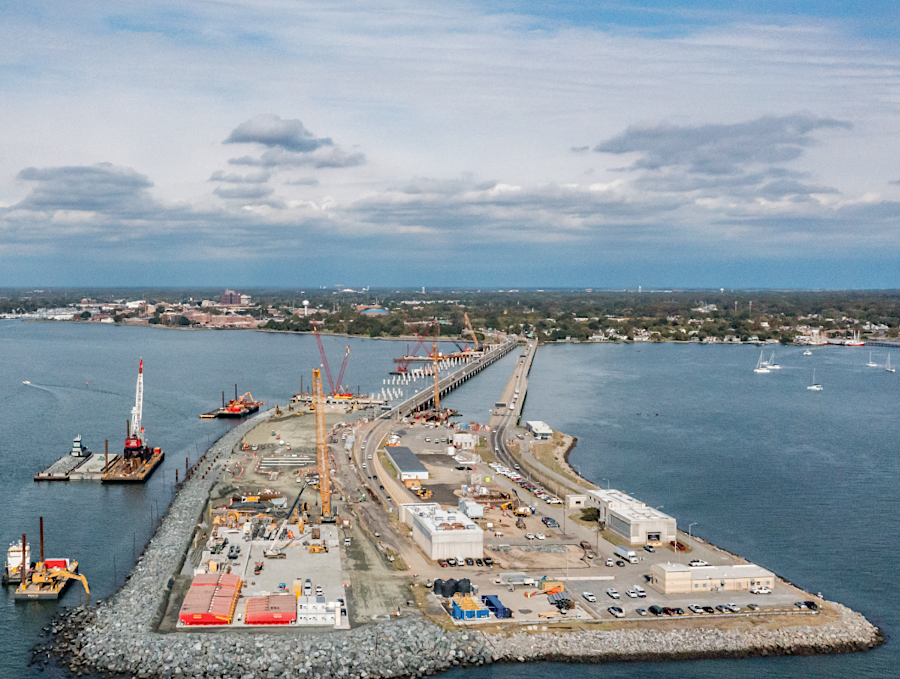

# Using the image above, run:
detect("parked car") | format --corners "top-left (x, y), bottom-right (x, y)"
top-left (804, 601), bottom-right (819, 611)
top-left (438, 559), bottom-right (448, 567)
top-left (747, 604), bottom-right (760, 611)
top-left (465, 557), bottom-right (475, 566)
top-left (475, 558), bottom-right (484, 566)
top-left (636, 608), bottom-right (648, 616)
top-left (606, 558), bottom-right (614, 567)
top-left (483, 557), bottom-right (493, 567)
top-left (702, 606), bottom-right (715, 614)
top-left (726, 603), bottom-right (741, 612)
top-left (625, 589), bottom-right (638, 598)
top-left (542, 517), bottom-right (559, 528)
top-left (615, 560), bottom-right (626, 567)
top-left (672, 607), bottom-right (685, 615)
top-left (794, 601), bottom-right (808, 609)
top-left (606, 588), bottom-right (620, 599)
top-left (644, 545), bottom-right (655, 553)
top-left (751, 587), bottom-right (772, 594)
top-left (688, 605), bottom-right (704, 614)
top-left (535, 533), bottom-right (546, 540)
top-left (688, 559), bottom-right (710, 567)
top-left (634, 586), bottom-right (646, 598)
top-left (582, 592), bottom-right (597, 603)
top-left (447, 558), bottom-right (457, 567)
top-left (525, 533), bottom-right (535, 540)
top-left (608, 606), bottom-right (625, 618)
top-left (648, 605), bottom-right (664, 616)
top-left (715, 605), bottom-right (730, 613)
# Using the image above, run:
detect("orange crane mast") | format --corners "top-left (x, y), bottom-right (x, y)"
top-left (463, 313), bottom-right (480, 351)
top-left (312, 369), bottom-right (333, 521)
top-left (432, 342), bottom-right (440, 410)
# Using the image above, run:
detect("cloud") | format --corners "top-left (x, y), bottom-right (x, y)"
top-left (224, 114), bottom-right (332, 153)
top-left (570, 146), bottom-right (590, 153)
top-left (283, 178), bottom-right (319, 186)
top-left (209, 170), bottom-right (271, 183)
top-left (595, 114), bottom-right (853, 175)
top-left (14, 163), bottom-right (157, 216)
top-left (212, 185), bottom-right (273, 200)
top-left (228, 147), bottom-right (365, 169)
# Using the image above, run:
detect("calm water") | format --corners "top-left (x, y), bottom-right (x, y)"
top-left (2, 330), bottom-right (895, 677)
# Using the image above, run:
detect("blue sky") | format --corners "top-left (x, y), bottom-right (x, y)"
top-left (1, 1), bottom-right (899, 288)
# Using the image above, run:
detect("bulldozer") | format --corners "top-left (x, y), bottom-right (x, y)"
top-left (308, 544), bottom-right (327, 554)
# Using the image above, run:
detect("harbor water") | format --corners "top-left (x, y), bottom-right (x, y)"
top-left (1, 325), bottom-right (896, 678)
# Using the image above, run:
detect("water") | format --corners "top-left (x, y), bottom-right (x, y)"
top-left (3, 329), bottom-right (896, 678)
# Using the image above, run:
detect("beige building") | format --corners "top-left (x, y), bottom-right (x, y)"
top-left (650, 562), bottom-right (775, 594)
top-left (586, 489), bottom-right (677, 545)
top-left (399, 503), bottom-right (483, 561)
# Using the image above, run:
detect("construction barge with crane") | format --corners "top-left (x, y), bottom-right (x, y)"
top-left (200, 385), bottom-right (265, 419)
top-left (102, 359), bottom-right (165, 483)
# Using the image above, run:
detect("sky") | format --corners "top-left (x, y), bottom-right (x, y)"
top-left (1, 1), bottom-right (899, 289)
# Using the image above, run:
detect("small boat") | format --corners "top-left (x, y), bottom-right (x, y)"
top-left (866, 352), bottom-right (878, 368)
top-left (767, 351), bottom-right (781, 369)
top-left (845, 330), bottom-right (865, 347)
top-left (22, 381), bottom-right (31, 385)
top-left (803, 349), bottom-right (812, 356)
top-left (886, 354), bottom-right (896, 373)
top-left (754, 351), bottom-right (771, 374)
top-left (3, 540), bottom-right (32, 585)
top-left (807, 369), bottom-right (823, 391)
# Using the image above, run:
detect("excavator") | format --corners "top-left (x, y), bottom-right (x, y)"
top-left (24, 561), bottom-right (90, 597)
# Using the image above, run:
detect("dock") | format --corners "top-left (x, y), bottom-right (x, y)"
top-left (102, 449), bottom-right (164, 483)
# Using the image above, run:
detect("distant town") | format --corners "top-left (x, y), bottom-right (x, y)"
top-left (1, 287), bottom-right (899, 345)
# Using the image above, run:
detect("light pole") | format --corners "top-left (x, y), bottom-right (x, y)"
top-left (602, 478), bottom-right (610, 491)
top-left (689, 522), bottom-right (697, 549)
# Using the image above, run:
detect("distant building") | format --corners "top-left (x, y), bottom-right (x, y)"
top-left (525, 421), bottom-right (553, 439)
top-left (384, 446), bottom-right (429, 481)
top-left (221, 290), bottom-right (241, 306)
top-left (586, 489), bottom-right (676, 545)
top-left (240, 294), bottom-right (252, 306)
top-left (399, 503), bottom-right (483, 560)
top-left (452, 433), bottom-right (478, 450)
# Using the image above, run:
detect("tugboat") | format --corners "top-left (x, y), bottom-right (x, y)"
top-left (3, 539), bottom-right (32, 585)
top-left (102, 360), bottom-right (164, 483)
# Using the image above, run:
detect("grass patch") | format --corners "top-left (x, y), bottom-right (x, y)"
top-left (529, 432), bottom-right (592, 488)
top-left (600, 529), bottom-right (631, 547)
top-left (473, 443), bottom-right (497, 464)
top-left (379, 451), bottom-right (399, 479)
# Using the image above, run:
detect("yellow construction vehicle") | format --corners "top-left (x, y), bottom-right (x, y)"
top-left (22, 561), bottom-right (90, 597)
top-left (500, 502), bottom-right (513, 511)
top-left (415, 488), bottom-right (433, 499)
top-left (308, 544), bottom-right (327, 554)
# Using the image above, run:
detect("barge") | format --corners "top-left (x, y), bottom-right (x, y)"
top-left (34, 435), bottom-right (117, 482)
top-left (201, 386), bottom-right (265, 419)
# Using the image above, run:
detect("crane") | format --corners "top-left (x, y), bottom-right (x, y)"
top-left (129, 359), bottom-right (144, 444)
top-left (431, 342), bottom-right (440, 410)
top-left (311, 322), bottom-right (352, 398)
top-left (463, 313), bottom-right (480, 351)
top-left (26, 561), bottom-right (90, 596)
top-left (312, 369), bottom-right (333, 522)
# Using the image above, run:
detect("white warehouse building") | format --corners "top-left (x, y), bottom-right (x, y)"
top-left (525, 421), bottom-right (553, 439)
top-left (399, 503), bottom-right (484, 560)
top-left (587, 489), bottom-right (677, 546)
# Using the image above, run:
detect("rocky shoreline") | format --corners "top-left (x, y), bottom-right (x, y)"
top-left (41, 411), bottom-right (883, 679)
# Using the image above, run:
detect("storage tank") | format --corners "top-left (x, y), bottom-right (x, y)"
top-left (433, 579), bottom-right (443, 594)
top-left (457, 578), bottom-right (471, 594)
top-left (441, 579), bottom-right (457, 598)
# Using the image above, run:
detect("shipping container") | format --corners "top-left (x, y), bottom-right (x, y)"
top-left (245, 595), bottom-right (297, 625)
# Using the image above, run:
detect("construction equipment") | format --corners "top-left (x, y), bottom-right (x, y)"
top-left (415, 488), bottom-right (433, 499)
top-left (432, 342), bottom-right (441, 410)
top-left (311, 322), bottom-right (353, 398)
top-left (463, 313), bottom-right (480, 351)
top-left (525, 585), bottom-right (562, 598)
top-left (500, 502), bottom-right (513, 511)
top-left (26, 561), bottom-right (89, 595)
top-left (308, 544), bottom-right (327, 554)
top-left (312, 369), bottom-right (334, 522)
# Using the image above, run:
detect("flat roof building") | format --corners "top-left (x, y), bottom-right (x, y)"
top-left (384, 446), bottom-right (429, 481)
top-left (587, 489), bottom-right (676, 546)
top-left (650, 562), bottom-right (775, 594)
top-left (399, 503), bottom-right (483, 560)
top-left (525, 421), bottom-right (553, 439)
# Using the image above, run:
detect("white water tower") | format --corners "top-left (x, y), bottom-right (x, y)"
top-left (302, 300), bottom-right (309, 316)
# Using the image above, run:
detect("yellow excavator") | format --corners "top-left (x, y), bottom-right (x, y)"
top-left (26, 561), bottom-right (90, 596)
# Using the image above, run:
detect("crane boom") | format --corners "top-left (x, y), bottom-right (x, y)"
top-left (130, 360), bottom-right (144, 441)
top-left (312, 369), bottom-right (332, 521)
top-left (463, 313), bottom-right (480, 351)
top-left (432, 343), bottom-right (440, 410)
top-left (311, 322), bottom-right (337, 396)
top-left (336, 346), bottom-right (350, 393)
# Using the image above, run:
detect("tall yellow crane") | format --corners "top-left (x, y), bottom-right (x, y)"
top-left (431, 342), bottom-right (440, 410)
top-left (312, 369), bottom-right (333, 521)
top-left (463, 313), bottom-right (480, 351)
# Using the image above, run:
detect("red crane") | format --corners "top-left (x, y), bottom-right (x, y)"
top-left (396, 318), bottom-right (436, 372)
top-left (311, 321), bottom-right (352, 398)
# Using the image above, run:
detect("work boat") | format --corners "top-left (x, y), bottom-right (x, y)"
top-left (807, 369), bottom-right (823, 391)
top-left (803, 348), bottom-right (812, 356)
top-left (886, 354), bottom-right (896, 373)
top-left (866, 352), bottom-right (878, 368)
top-left (754, 351), bottom-right (771, 374)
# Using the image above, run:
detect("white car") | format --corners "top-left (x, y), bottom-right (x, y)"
top-left (582, 592), bottom-right (596, 603)
top-left (634, 586), bottom-right (646, 598)
top-left (606, 588), bottom-right (620, 599)
top-left (688, 605), bottom-right (705, 614)
top-left (726, 603), bottom-right (741, 612)
top-left (525, 533), bottom-right (535, 540)
top-left (535, 533), bottom-right (546, 540)
top-left (607, 606), bottom-right (625, 618)
top-left (688, 559), bottom-right (710, 567)
top-left (625, 589), bottom-right (638, 598)
top-left (751, 587), bottom-right (772, 594)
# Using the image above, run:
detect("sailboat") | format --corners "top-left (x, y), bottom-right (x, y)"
top-left (866, 351), bottom-right (878, 368)
top-left (886, 354), bottom-right (896, 373)
top-left (767, 351), bottom-right (781, 369)
top-left (807, 369), bottom-right (823, 391)
top-left (754, 351), bottom-right (771, 374)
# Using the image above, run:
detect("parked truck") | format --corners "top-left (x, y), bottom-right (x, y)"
top-left (614, 545), bottom-right (639, 564)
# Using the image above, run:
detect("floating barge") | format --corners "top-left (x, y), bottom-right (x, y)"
top-left (13, 521), bottom-right (90, 600)
top-left (101, 359), bottom-right (164, 483)
top-left (33, 436), bottom-right (117, 482)
top-left (201, 386), bottom-right (265, 419)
